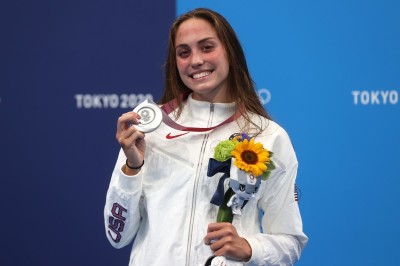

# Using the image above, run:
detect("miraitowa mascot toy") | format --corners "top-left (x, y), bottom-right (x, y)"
top-left (206, 133), bottom-right (275, 266)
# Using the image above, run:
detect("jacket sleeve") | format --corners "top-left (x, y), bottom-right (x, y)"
top-left (104, 148), bottom-right (144, 249)
top-left (245, 127), bottom-right (308, 266)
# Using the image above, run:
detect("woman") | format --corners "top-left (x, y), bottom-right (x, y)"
top-left (105, 8), bottom-right (307, 266)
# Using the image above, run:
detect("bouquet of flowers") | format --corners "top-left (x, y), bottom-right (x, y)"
top-left (207, 133), bottom-right (275, 223)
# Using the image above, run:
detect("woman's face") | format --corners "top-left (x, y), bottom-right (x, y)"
top-left (175, 18), bottom-right (230, 103)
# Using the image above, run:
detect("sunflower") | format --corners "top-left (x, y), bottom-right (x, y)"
top-left (231, 138), bottom-right (271, 177)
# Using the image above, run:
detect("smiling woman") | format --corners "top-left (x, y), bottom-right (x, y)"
top-left (104, 8), bottom-right (307, 266)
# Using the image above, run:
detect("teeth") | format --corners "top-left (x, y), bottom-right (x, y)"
top-left (192, 71), bottom-right (211, 79)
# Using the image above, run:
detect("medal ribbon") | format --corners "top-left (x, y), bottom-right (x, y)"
top-left (160, 95), bottom-right (242, 132)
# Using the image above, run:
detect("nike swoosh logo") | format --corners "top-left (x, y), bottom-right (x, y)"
top-left (166, 132), bottom-right (189, 139)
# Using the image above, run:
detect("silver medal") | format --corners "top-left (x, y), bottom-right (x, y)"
top-left (132, 99), bottom-right (163, 133)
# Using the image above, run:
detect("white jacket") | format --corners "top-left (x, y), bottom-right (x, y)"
top-left (104, 95), bottom-right (308, 265)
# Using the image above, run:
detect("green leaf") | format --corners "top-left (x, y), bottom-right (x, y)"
top-left (268, 160), bottom-right (276, 171)
top-left (217, 188), bottom-right (235, 223)
top-left (261, 171), bottom-right (271, 181)
top-left (261, 161), bottom-right (276, 180)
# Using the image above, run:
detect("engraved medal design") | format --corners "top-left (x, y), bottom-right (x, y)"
top-left (133, 99), bottom-right (163, 133)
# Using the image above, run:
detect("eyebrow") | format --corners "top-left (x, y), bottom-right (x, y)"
top-left (175, 37), bottom-right (217, 49)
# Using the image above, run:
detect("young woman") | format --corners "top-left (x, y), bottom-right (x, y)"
top-left (105, 8), bottom-right (307, 266)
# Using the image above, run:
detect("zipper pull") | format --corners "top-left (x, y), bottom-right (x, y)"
top-left (210, 103), bottom-right (214, 112)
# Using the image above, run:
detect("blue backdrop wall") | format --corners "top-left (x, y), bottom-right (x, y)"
top-left (1, 1), bottom-right (175, 265)
top-left (1, 1), bottom-right (399, 265)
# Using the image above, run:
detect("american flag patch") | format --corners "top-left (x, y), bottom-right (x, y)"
top-left (294, 184), bottom-right (301, 202)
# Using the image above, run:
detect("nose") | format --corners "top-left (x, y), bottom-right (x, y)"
top-left (190, 50), bottom-right (204, 67)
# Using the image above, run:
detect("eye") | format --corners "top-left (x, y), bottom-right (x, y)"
top-left (177, 48), bottom-right (190, 58)
top-left (202, 44), bottom-right (214, 52)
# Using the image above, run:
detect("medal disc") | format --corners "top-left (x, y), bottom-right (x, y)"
top-left (133, 99), bottom-right (163, 133)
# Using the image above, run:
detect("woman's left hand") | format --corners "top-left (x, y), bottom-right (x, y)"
top-left (204, 222), bottom-right (252, 262)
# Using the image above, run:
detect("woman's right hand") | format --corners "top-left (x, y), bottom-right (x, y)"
top-left (116, 111), bottom-right (146, 175)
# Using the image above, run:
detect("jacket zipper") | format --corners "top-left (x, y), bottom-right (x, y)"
top-left (185, 103), bottom-right (215, 265)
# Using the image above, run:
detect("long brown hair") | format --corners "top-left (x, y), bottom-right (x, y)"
top-left (160, 8), bottom-right (271, 131)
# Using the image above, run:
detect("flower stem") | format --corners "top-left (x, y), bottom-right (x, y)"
top-left (217, 188), bottom-right (235, 223)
